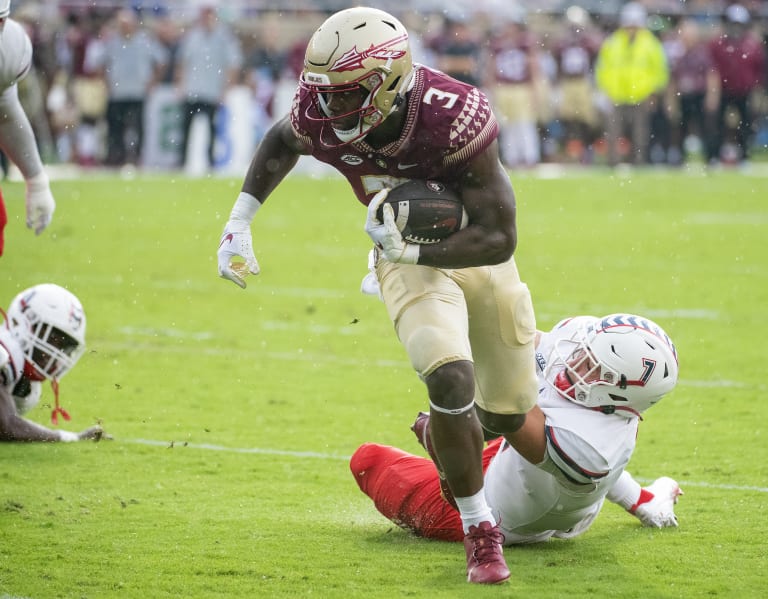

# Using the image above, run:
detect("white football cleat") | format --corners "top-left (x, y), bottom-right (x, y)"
top-left (632, 477), bottom-right (683, 528)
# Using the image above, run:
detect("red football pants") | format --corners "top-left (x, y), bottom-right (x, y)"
top-left (349, 438), bottom-right (503, 542)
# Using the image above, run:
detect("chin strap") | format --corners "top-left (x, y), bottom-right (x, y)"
top-left (50, 379), bottom-right (70, 426)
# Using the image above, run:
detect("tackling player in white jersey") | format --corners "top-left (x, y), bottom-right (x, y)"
top-left (351, 313), bottom-right (682, 543)
top-left (1, 284), bottom-right (105, 442)
top-left (0, 0), bottom-right (56, 257)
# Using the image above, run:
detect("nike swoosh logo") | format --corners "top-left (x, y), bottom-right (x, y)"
top-left (397, 163), bottom-right (419, 170)
top-left (218, 233), bottom-right (234, 248)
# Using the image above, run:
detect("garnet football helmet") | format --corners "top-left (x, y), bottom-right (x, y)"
top-left (547, 314), bottom-right (678, 418)
top-left (5, 284), bottom-right (86, 380)
top-left (300, 7), bottom-right (414, 146)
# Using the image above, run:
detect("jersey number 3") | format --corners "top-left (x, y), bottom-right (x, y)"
top-left (423, 88), bottom-right (459, 110)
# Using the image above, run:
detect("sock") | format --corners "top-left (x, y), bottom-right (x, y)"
top-left (455, 489), bottom-right (495, 533)
top-left (607, 470), bottom-right (644, 511)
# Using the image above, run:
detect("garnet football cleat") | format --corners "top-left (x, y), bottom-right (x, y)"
top-left (464, 521), bottom-right (510, 584)
top-left (410, 411), bottom-right (432, 453)
top-left (632, 477), bottom-right (683, 528)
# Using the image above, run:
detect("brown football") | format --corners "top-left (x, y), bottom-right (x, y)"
top-left (376, 179), bottom-right (468, 244)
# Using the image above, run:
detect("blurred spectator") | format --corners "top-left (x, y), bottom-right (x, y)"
top-left (13, 6), bottom-right (56, 164)
top-left (552, 6), bottom-right (602, 163)
top-left (665, 18), bottom-right (720, 164)
top-left (89, 9), bottom-right (167, 167)
top-left (484, 13), bottom-right (543, 168)
top-left (153, 9), bottom-right (182, 85)
top-left (427, 14), bottom-right (483, 87)
top-left (174, 3), bottom-right (242, 171)
top-left (707, 4), bottom-right (766, 165)
top-left (53, 10), bottom-right (108, 166)
top-left (595, 2), bottom-right (669, 166)
top-left (244, 15), bottom-right (286, 144)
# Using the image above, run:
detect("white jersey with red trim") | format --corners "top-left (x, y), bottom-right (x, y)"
top-left (0, 325), bottom-right (42, 414)
top-left (483, 316), bottom-right (640, 542)
top-left (0, 19), bottom-right (33, 91)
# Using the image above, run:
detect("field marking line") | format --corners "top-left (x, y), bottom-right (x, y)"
top-left (125, 438), bottom-right (768, 494)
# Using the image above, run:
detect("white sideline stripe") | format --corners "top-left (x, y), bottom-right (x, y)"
top-left (128, 438), bottom-right (350, 460)
top-left (126, 438), bottom-right (768, 494)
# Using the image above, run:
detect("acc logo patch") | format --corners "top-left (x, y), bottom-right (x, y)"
top-left (340, 154), bottom-right (363, 166)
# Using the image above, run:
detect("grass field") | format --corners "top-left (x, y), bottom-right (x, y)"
top-left (1, 166), bottom-right (766, 598)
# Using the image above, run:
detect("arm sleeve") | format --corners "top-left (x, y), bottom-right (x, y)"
top-left (0, 85), bottom-right (44, 179)
top-left (535, 425), bottom-right (610, 493)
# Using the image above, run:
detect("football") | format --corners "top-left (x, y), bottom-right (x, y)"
top-left (376, 179), bottom-right (468, 244)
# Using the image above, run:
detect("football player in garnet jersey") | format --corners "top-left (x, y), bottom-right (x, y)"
top-left (217, 7), bottom-right (537, 584)
top-left (1, 284), bottom-right (106, 442)
top-left (351, 314), bottom-right (683, 544)
top-left (0, 0), bottom-right (56, 257)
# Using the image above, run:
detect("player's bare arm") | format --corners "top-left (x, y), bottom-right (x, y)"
top-left (240, 116), bottom-right (307, 202)
top-left (218, 116), bottom-right (310, 288)
top-left (416, 141), bottom-right (517, 269)
top-left (501, 404), bottom-right (547, 464)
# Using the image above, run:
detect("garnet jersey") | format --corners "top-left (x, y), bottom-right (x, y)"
top-left (554, 32), bottom-right (600, 78)
top-left (0, 19), bottom-right (33, 92)
top-left (289, 64), bottom-right (499, 205)
top-left (487, 33), bottom-right (536, 85)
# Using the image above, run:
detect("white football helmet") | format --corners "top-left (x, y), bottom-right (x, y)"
top-left (547, 314), bottom-right (678, 418)
top-left (300, 7), bottom-right (414, 146)
top-left (5, 284), bottom-right (86, 380)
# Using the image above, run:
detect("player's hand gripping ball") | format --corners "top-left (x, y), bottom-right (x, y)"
top-left (375, 179), bottom-right (468, 244)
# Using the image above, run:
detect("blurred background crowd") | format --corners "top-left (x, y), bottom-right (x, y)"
top-left (6, 0), bottom-right (768, 174)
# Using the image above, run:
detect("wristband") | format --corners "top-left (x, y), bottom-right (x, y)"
top-left (58, 430), bottom-right (79, 442)
top-left (26, 171), bottom-right (50, 192)
top-left (229, 192), bottom-right (261, 223)
top-left (399, 243), bottom-right (420, 265)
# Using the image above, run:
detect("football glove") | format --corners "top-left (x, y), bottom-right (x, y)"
top-left (217, 221), bottom-right (260, 289)
top-left (217, 192), bottom-right (262, 289)
top-left (25, 172), bottom-right (55, 235)
top-left (365, 188), bottom-right (419, 265)
top-left (631, 477), bottom-right (683, 528)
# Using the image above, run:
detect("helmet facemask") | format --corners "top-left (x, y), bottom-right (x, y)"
top-left (24, 321), bottom-right (85, 380)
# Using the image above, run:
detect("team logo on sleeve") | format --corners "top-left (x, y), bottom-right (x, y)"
top-left (330, 34), bottom-right (408, 72)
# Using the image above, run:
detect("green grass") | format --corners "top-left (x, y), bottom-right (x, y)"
top-left (1, 167), bottom-right (766, 598)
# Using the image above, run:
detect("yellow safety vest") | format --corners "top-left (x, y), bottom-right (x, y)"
top-left (595, 28), bottom-right (669, 104)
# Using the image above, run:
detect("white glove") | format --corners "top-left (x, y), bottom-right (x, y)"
top-left (364, 188), bottom-right (419, 265)
top-left (217, 220), bottom-right (260, 289)
top-left (360, 248), bottom-right (382, 298)
top-left (25, 172), bottom-right (55, 235)
top-left (631, 477), bottom-right (683, 528)
top-left (217, 192), bottom-right (261, 289)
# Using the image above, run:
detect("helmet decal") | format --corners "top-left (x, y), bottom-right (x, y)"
top-left (329, 34), bottom-right (408, 72)
top-left (595, 314), bottom-right (677, 362)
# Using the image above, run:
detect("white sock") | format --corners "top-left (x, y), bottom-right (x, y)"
top-left (607, 470), bottom-right (642, 511)
top-left (455, 489), bottom-right (495, 533)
